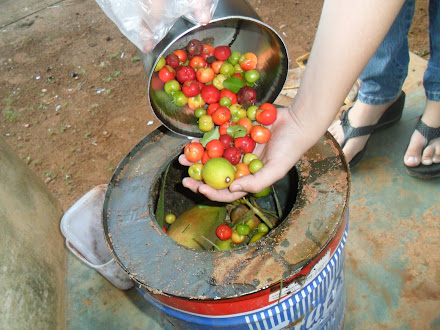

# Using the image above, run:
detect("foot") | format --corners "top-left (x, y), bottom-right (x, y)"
top-left (404, 100), bottom-right (440, 167)
top-left (328, 99), bottom-right (397, 163)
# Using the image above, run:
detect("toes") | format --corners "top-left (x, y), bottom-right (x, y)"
top-left (328, 119), bottom-right (370, 163)
top-left (404, 131), bottom-right (425, 167)
top-left (434, 146), bottom-right (440, 163)
top-left (328, 120), bottom-right (343, 145)
top-left (327, 120), bottom-right (338, 135)
top-left (421, 145), bottom-right (434, 165)
top-left (423, 138), bottom-right (440, 164)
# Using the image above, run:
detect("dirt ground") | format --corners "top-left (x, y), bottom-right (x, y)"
top-left (0, 0), bottom-right (430, 211)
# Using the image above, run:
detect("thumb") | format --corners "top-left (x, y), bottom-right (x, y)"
top-left (229, 167), bottom-right (279, 194)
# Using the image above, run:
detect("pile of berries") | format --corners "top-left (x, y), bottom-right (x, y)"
top-left (155, 38), bottom-right (278, 190)
top-left (214, 212), bottom-right (271, 250)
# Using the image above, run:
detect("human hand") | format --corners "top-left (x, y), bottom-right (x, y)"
top-left (95, 0), bottom-right (218, 53)
top-left (179, 107), bottom-right (306, 203)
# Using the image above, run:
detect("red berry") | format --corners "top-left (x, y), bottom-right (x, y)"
top-left (176, 66), bottom-right (196, 84)
top-left (234, 136), bottom-right (256, 154)
top-left (219, 134), bottom-right (234, 149)
top-left (216, 224), bottom-right (232, 240)
top-left (223, 146), bottom-right (242, 165)
top-left (182, 80), bottom-right (200, 97)
top-left (237, 86), bottom-right (257, 106)
top-left (187, 39), bottom-right (203, 57)
top-left (166, 53), bottom-right (180, 68)
top-left (200, 84), bottom-right (220, 104)
top-left (214, 46), bottom-right (232, 61)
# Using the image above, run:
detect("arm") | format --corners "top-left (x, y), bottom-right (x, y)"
top-left (181, 0), bottom-right (405, 202)
top-left (285, 0), bottom-right (406, 157)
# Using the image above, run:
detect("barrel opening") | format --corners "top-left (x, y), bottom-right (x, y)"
top-left (152, 156), bottom-right (300, 250)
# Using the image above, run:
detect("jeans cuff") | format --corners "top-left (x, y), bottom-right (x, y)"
top-left (358, 91), bottom-right (401, 105)
top-left (426, 90), bottom-right (440, 102)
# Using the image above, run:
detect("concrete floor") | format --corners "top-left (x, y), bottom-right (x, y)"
top-left (65, 61), bottom-right (440, 329)
top-left (344, 86), bottom-right (440, 329)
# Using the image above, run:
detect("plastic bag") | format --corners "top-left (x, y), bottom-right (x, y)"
top-left (95, 0), bottom-right (219, 53)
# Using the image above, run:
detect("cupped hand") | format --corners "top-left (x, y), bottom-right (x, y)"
top-left (179, 107), bottom-right (306, 203)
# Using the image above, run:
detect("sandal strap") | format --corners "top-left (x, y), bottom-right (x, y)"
top-left (339, 108), bottom-right (377, 148)
top-left (415, 119), bottom-right (440, 147)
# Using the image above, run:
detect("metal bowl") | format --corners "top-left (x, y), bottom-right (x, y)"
top-left (140, 0), bottom-right (289, 137)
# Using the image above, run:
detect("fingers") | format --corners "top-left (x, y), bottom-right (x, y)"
top-left (181, 169), bottom-right (273, 203)
top-left (199, 184), bottom-right (248, 203)
top-left (178, 154), bottom-right (193, 166)
top-left (229, 165), bottom-right (285, 195)
top-left (100, 0), bottom-right (217, 53)
top-left (186, 0), bottom-right (217, 25)
top-left (190, 8), bottom-right (213, 25)
top-left (182, 177), bottom-right (247, 203)
top-left (181, 177), bottom-right (204, 193)
top-left (139, 36), bottom-right (156, 54)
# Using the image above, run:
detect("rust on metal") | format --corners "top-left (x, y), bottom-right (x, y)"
top-left (103, 126), bottom-right (350, 300)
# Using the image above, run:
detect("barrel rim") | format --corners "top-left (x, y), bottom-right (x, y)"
top-left (102, 127), bottom-right (350, 300)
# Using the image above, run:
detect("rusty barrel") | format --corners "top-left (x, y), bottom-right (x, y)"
top-left (102, 126), bottom-right (350, 329)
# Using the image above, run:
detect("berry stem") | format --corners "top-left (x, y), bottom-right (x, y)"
top-left (242, 198), bottom-right (273, 229)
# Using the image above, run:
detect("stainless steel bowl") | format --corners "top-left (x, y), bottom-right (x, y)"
top-left (140, 0), bottom-right (289, 137)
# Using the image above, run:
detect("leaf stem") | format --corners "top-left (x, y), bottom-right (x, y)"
top-left (199, 235), bottom-right (222, 251)
top-left (243, 198), bottom-right (273, 229)
top-left (272, 186), bottom-right (282, 219)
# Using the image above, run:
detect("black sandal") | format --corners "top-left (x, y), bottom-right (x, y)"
top-left (340, 91), bottom-right (406, 167)
top-left (405, 118), bottom-right (440, 179)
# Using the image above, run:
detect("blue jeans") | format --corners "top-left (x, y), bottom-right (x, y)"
top-left (359, 0), bottom-right (440, 104)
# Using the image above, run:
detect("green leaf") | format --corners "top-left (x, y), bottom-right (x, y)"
top-left (223, 76), bottom-right (245, 94)
top-left (272, 185), bottom-right (282, 219)
top-left (227, 125), bottom-right (247, 139)
top-left (200, 127), bottom-right (220, 147)
top-left (156, 163), bottom-right (171, 228)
